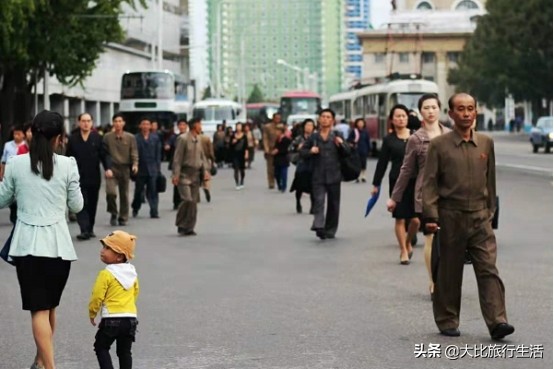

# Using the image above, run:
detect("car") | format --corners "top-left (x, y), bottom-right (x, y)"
top-left (530, 116), bottom-right (553, 153)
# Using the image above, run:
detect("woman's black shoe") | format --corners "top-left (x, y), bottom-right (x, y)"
top-left (296, 202), bottom-right (302, 214)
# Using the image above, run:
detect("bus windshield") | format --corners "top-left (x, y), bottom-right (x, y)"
top-left (193, 106), bottom-right (236, 121)
top-left (280, 97), bottom-right (320, 122)
top-left (121, 72), bottom-right (175, 99)
top-left (391, 93), bottom-right (426, 112)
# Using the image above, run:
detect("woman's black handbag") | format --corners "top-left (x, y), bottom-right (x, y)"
top-left (339, 149), bottom-right (362, 182)
top-left (0, 226), bottom-right (16, 266)
top-left (156, 173), bottom-right (167, 193)
top-left (210, 164), bottom-right (217, 176)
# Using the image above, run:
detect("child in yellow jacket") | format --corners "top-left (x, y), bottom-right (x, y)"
top-left (89, 230), bottom-right (139, 369)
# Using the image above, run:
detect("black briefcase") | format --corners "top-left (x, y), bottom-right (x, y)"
top-left (492, 196), bottom-right (499, 229)
top-left (156, 174), bottom-right (167, 193)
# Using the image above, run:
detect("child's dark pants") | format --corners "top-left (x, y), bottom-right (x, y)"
top-left (94, 318), bottom-right (138, 369)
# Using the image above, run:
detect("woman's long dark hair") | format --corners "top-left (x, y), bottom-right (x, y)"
top-left (30, 110), bottom-right (64, 181)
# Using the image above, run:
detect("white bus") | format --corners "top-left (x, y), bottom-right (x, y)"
top-left (119, 70), bottom-right (192, 133)
top-left (329, 79), bottom-right (439, 151)
top-left (191, 98), bottom-right (245, 137)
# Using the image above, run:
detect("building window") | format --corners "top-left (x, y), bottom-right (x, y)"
top-left (398, 53), bottom-right (410, 63)
top-left (374, 53), bottom-right (385, 63)
top-left (447, 52), bottom-right (461, 63)
top-left (454, 0), bottom-right (480, 10)
top-left (416, 1), bottom-right (433, 10)
top-left (421, 52), bottom-right (435, 64)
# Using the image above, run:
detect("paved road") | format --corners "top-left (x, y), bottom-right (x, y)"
top-left (486, 131), bottom-right (552, 176)
top-left (0, 136), bottom-right (551, 369)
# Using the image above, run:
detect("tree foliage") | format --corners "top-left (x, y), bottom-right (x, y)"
top-left (202, 86), bottom-right (212, 100)
top-left (0, 0), bottom-right (144, 134)
top-left (449, 0), bottom-right (552, 109)
top-left (247, 84), bottom-right (265, 103)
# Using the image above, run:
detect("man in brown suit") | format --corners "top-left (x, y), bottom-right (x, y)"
top-left (422, 93), bottom-right (514, 340)
top-left (103, 113), bottom-right (138, 226)
top-left (262, 112), bottom-right (281, 189)
top-left (200, 132), bottom-right (215, 202)
top-left (172, 117), bottom-right (210, 236)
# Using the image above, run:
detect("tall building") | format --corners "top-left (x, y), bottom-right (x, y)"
top-left (344, 0), bottom-right (371, 86)
top-left (207, 0), bottom-right (344, 101)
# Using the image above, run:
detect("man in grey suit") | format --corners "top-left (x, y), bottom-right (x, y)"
top-left (131, 117), bottom-right (161, 218)
top-left (301, 108), bottom-right (350, 240)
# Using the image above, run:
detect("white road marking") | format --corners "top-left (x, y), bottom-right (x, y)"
top-left (496, 162), bottom-right (552, 173)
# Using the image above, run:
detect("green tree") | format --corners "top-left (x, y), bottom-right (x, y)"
top-left (0, 0), bottom-right (144, 138)
top-left (201, 86), bottom-right (212, 100)
top-left (449, 0), bottom-right (552, 117)
top-left (247, 84), bottom-right (265, 103)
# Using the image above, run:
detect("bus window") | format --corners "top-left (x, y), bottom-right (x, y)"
top-left (330, 101), bottom-right (344, 116)
top-left (345, 101), bottom-right (351, 119)
top-left (378, 93), bottom-right (388, 137)
top-left (366, 95), bottom-right (378, 114)
top-left (121, 72), bottom-right (175, 100)
top-left (175, 81), bottom-right (188, 101)
top-left (391, 93), bottom-right (424, 113)
top-left (354, 97), bottom-right (363, 116)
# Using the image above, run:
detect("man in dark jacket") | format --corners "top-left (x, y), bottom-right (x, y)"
top-left (300, 108), bottom-right (350, 240)
top-left (132, 117), bottom-right (161, 218)
top-left (66, 113), bottom-right (111, 240)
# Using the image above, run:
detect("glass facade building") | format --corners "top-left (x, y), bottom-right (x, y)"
top-left (344, 0), bottom-right (371, 83)
top-left (207, 0), bottom-right (344, 101)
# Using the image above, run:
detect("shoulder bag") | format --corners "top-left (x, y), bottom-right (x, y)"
top-left (339, 146), bottom-right (361, 182)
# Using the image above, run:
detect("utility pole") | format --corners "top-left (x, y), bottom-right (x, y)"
top-left (157, 0), bottom-right (163, 69)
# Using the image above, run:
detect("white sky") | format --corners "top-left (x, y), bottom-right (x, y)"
top-left (371, 0), bottom-right (392, 29)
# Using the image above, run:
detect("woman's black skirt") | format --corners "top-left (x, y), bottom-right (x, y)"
top-left (14, 256), bottom-right (71, 311)
top-left (389, 177), bottom-right (416, 219)
top-left (290, 169), bottom-right (312, 194)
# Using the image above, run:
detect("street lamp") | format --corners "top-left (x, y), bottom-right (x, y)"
top-left (276, 59), bottom-right (304, 90)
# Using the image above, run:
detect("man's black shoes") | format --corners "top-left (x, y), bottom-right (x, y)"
top-left (178, 227), bottom-right (197, 236)
top-left (491, 323), bottom-right (515, 340)
top-left (77, 233), bottom-right (90, 240)
top-left (440, 328), bottom-right (461, 337)
top-left (110, 215), bottom-right (117, 226)
top-left (315, 229), bottom-right (326, 240)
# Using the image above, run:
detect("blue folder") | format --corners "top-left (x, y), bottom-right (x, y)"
top-left (364, 188), bottom-right (380, 217)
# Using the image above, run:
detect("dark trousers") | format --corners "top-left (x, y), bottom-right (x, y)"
top-left (173, 185), bottom-right (181, 208)
top-left (296, 190), bottom-right (314, 212)
top-left (175, 176), bottom-right (200, 232)
top-left (274, 165), bottom-right (288, 192)
top-left (77, 185), bottom-right (100, 233)
top-left (311, 182), bottom-right (341, 237)
top-left (106, 165), bottom-right (130, 222)
top-left (131, 175), bottom-right (159, 216)
top-left (94, 318), bottom-right (138, 369)
top-left (433, 208), bottom-right (507, 332)
top-left (233, 158), bottom-right (246, 186)
top-left (264, 154), bottom-right (275, 188)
